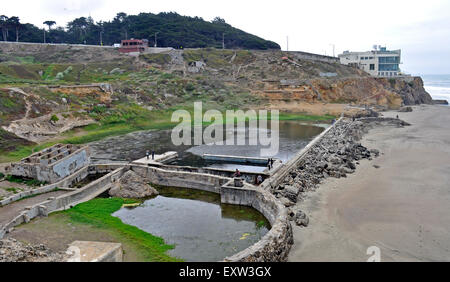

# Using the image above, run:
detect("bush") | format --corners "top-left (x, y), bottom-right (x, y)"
top-left (50, 114), bottom-right (59, 122)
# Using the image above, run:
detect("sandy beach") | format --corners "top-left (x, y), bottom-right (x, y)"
top-left (288, 105), bottom-right (450, 262)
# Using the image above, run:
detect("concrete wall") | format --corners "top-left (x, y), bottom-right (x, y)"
top-left (10, 146), bottom-right (90, 184)
top-left (148, 163), bottom-right (270, 186)
top-left (220, 183), bottom-right (293, 262)
top-left (0, 166), bottom-right (89, 207)
top-left (131, 165), bottom-right (229, 193)
top-left (0, 167), bottom-right (125, 239)
top-left (289, 51), bottom-right (339, 64)
top-left (0, 164), bottom-right (123, 207)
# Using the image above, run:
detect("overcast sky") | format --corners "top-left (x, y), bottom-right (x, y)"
top-left (3, 0), bottom-right (450, 74)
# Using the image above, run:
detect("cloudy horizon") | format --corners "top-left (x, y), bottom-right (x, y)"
top-left (2, 0), bottom-right (450, 75)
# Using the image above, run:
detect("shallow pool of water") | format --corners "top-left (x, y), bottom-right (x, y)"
top-left (90, 121), bottom-right (326, 169)
top-left (113, 186), bottom-right (271, 262)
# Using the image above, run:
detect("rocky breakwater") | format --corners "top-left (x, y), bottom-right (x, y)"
top-left (271, 117), bottom-right (410, 226)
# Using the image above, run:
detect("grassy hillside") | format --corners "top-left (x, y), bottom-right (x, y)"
top-left (0, 46), bottom-right (370, 161)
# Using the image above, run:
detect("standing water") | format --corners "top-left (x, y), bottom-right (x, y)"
top-left (113, 187), bottom-right (270, 262)
top-left (89, 120), bottom-right (326, 167)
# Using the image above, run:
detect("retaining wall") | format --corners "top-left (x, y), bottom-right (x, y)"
top-left (289, 51), bottom-right (339, 64)
top-left (131, 165), bottom-right (229, 193)
top-left (221, 184), bottom-right (293, 262)
top-left (0, 167), bottom-right (125, 239)
top-left (148, 163), bottom-right (270, 186)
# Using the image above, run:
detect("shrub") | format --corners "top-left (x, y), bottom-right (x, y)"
top-left (50, 114), bottom-right (59, 122)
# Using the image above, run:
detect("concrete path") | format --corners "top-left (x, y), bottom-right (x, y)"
top-left (131, 151), bottom-right (177, 165)
top-left (0, 190), bottom-right (67, 227)
top-left (288, 105), bottom-right (450, 262)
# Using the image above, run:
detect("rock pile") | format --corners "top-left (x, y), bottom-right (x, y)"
top-left (0, 238), bottom-right (65, 262)
top-left (109, 170), bottom-right (159, 198)
top-left (272, 118), bottom-right (408, 225)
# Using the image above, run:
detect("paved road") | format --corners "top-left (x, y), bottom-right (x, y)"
top-left (288, 105), bottom-right (450, 262)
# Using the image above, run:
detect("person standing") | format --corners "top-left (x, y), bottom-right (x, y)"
top-left (152, 150), bottom-right (155, 160)
top-left (146, 150), bottom-right (150, 160)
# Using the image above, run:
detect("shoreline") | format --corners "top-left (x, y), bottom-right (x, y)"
top-left (288, 104), bottom-right (450, 262)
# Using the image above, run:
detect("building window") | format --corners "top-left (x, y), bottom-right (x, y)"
top-left (370, 64), bottom-right (375, 70)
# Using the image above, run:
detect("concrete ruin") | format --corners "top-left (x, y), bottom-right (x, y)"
top-left (10, 144), bottom-right (90, 184)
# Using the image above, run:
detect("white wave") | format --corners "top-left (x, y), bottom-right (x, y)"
top-left (425, 86), bottom-right (450, 102)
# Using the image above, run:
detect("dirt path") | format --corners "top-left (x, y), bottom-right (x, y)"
top-left (288, 105), bottom-right (450, 262)
top-left (0, 190), bottom-right (67, 227)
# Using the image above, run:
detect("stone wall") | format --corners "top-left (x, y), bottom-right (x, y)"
top-left (261, 118), bottom-right (342, 191)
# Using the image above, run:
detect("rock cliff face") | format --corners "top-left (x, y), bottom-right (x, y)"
top-left (257, 77), bottom-right (404, 109)
top-left (375, 77), bottom-right (433, 105)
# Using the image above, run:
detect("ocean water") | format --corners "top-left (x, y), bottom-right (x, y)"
top-left (422, 74), bottom-right (450, 104)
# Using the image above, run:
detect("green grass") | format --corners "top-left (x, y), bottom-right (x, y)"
top-left (4, 175), bottom-right (47, 186)
top-left (278, 112), bottom-right (336, 122)
top-left (58, 197), bottom-right (180, 262)
top-left (4, 187), bottom-right (20, 194)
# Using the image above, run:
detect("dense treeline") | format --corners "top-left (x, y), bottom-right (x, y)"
top-left (0, 12), bottom-right (280, 50)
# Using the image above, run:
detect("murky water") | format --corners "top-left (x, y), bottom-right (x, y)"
top-left (113, 186), bottom-right (271, 262)
top-left (90, 121), bottom-right (326, 170)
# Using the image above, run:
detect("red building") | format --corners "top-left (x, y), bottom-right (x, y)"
top-left (119, 39), bottom-right (149, 53)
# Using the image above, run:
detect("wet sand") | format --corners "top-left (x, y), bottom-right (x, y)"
top-left (289, 105), bottom-right (450, 262)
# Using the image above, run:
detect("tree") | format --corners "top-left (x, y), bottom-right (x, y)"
top-left (8, 16), bottom-right (21, 42)
top-left (113, 12), bottom-right (129, 39)
top-left (43, 20), bottom-right (56, 30)
top-left (212, 17), bottom-right (226, 24)
top-left (0, 15), bottom-right (9, 41)
top-left (67, 17), bottom-right (89, 42)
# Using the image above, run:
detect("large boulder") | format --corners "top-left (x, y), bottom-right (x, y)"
top-left (109, 170), bottom-right (159, 198)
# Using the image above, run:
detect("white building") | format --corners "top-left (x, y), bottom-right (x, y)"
top-left (338, 47), bottom-right (402, 77)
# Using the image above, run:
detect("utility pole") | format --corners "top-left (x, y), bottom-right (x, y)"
top-left (329, 44), bottom-right (335, 57)
top-left (286, 36), bottom-right (289, 52)
top-left (99, 23), bottom-right (104, 46)
top-left (154, 32), bottom-right (159, 48)
top-left (222, 33), bottom-right (225, 50)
